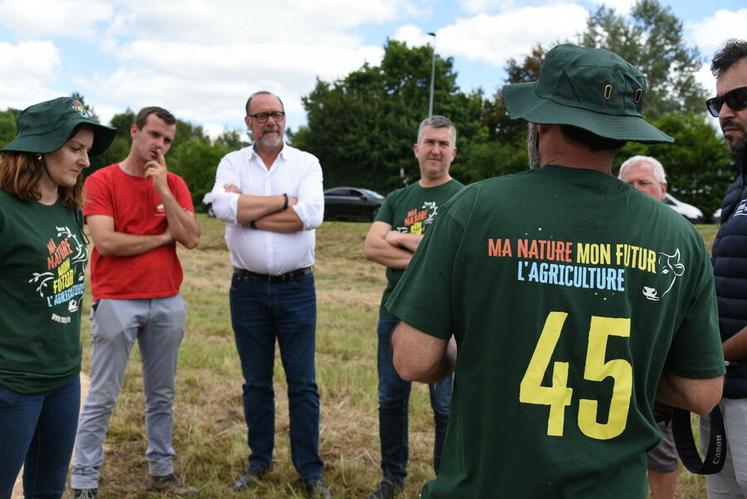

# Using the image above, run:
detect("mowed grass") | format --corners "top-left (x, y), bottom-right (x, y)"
top-left (61, 217), bottom-right (718, 498)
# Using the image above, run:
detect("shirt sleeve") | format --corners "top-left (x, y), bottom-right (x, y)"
top-left (385, 192), bottom-right (471, 339)
top-left (83, 170), bottom-right (113, 217)
top-left (210, 153), bottom-right (241, 223)
top-left (666, 239), bottom-right (726, 379)
top-left (375, 191), bottom-right (396, 226)
top-left (292, 156), bottom-right (324, 230)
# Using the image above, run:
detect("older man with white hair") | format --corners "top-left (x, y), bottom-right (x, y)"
top-left (618, 155), bottom-right (678, 499)
top-left (618, 155), bottom-right (667, 202)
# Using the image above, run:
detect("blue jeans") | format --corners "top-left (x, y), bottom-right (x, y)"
top-left (0, 377), bottom-right (80, 499)
top-left (377, 312), bottom-right (452, 485)
top-left (230, 271), bottom-right (323, 481)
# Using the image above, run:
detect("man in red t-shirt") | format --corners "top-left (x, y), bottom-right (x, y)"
top-left (71, 107), bottom-right (201, 498)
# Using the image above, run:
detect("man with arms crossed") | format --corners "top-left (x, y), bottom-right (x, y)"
top-left (363, 115), bottom-right (462, 499)
top-left (387, 44), bottom-right (725, 499)
top-left (210, 91), bottom-right (329, 498)
top-left (71, 107), bottom-right (201, 498)
top-left (704, 38), bottom-right (747, 498)
top-left (619, 155), bottom-right (680, 499)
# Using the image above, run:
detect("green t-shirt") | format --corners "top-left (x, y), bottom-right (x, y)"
top-left (387, 166), bottom-right (725, 499)
top-left (375, 179), bottom-right (464, 310)
top-left (0, 190), bottom-right (88, 393)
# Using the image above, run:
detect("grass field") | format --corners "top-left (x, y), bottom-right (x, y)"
top-left (27, 217), bottom-right (719, 498)
top-left (61, 216), bottom-right (443, 498)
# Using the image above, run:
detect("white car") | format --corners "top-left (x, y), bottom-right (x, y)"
top-left (663, 193), bottom-right (704, 223)
top-left (202, 192), bottom-right (215, 217)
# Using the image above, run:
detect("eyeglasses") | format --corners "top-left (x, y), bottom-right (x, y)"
top-left (248, 111), bottom-right (285, 123)
top-left (706, 86), bottom-right (747, 117)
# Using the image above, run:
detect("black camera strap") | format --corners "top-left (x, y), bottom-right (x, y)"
top-left (671, 406), bottom-right (727, 475)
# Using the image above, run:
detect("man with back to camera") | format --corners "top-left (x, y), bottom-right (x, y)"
top-left (386, 44), bottom-right (725, 498)
top-left (704, 38), bottom-right (747, 498)
top-left (363, 115), bottom-right (463, 499)
top-left (71, 107), bottom-right (201, 498)
top-left (209, 91), bottom-right (330, 498)
top-left (618, 155), bottom-right (680, 499)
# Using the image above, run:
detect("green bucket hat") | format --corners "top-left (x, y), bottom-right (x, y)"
top-left (2, 96), bottom-right (117, 156)
top-left (503, 44), bottom-right (673, 143)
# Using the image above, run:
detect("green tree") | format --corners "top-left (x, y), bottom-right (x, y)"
top-left (484, 44), bottom-right (545, 146)
top-left (89, 110), bottom-right (134, 172)
top-left (175, 120), bottom-right (209, 145)
top-left (293, 40), bottom-right (489, 192)
top-left (169, 130), bottom-right (245, 209)
top-left (109, 109), bottom-right (135, 136)
top-left (214, 129), bottom-right (245, 151)
top-left (580, 0), bottom-right (707, 118)
top-left (474, 44), bottom-right (548, 179)
top-left (482, 0), bottom-right (715, 185)
top-left (0, 109), bottom-right (19, 148)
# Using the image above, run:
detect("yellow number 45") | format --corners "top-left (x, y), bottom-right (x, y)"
top-left (519, 312), bottom-right (632, 440)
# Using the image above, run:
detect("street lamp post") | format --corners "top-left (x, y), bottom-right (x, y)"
top-left (427, 31), bottom-right (436, 118)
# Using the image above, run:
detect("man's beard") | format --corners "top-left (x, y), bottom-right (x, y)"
top-left (250, 128), bottom-right (283, 148)
top-left (259, 135), bottom-right (283, 148)
top-left (527, 123), bottom-right (540, 169)
top-left (728, 137), bottom-right (746, 155)
top-left (723, 119), bottom-right (747, 154)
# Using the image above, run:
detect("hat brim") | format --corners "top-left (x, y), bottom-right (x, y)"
top-left (503, 82), bottom-right (673, 144)
top-left (2, 119), bottom-right (117, 156)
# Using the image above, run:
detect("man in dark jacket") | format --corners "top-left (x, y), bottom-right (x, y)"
top-left (705, 38), bottom-right (747, 498)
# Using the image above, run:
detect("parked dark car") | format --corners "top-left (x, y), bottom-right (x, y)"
top-left (324, 187), bottom-right (384, 222)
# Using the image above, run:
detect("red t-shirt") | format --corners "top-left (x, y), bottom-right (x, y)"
top-left (84, 164), bottom-right (194, 300)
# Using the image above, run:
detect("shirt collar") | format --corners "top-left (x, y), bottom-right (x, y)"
top-left (250, 142), bottom-right (286, 158)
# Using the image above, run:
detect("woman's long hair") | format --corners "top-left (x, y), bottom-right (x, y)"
top-left (0, 151), bottom-right (83, 209)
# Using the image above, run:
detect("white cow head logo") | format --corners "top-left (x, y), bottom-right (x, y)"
top-left (642, 249), bottom-right (685, 302)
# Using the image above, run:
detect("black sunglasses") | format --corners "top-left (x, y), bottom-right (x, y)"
top-left (706, 86), bottom-right (747, 117)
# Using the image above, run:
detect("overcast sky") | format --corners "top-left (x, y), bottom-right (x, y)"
top-left (0, 0), bottom-right (745, 138)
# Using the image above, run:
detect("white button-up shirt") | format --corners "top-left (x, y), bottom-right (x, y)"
top-left (211, 144), bottom-right (324, 275)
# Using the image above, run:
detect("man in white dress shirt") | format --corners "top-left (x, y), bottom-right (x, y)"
top-left (210, 91), bottom-right (329, 498)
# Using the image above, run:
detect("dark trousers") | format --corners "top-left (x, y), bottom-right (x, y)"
top-left (0, 377), bottom-right (80, 499)
top-left (376, 312), bottom-right (451, 485)
top-left (230, 271), bottom-right (323, 481)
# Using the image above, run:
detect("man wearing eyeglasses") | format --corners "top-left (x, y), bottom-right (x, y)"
top-left (618, 156), bottom-right (679, 499)
top-left (704, 39), bottom-right (747, 499)
top-left (618, 156), bottom-right (667, 202)
top-left (209, 91), bottom-right (329, 498)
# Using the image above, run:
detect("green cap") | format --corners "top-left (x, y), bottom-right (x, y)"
top-left (2, 96), bottom-right (117, 156)
top-left (503, 44), bottom-right (673, 143)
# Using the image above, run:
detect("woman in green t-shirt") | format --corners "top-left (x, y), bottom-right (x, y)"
top-left (0, 97), bottom-right (115, 499)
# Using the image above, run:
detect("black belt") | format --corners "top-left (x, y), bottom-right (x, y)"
top-left (233, 266), bottom-right (312, 284)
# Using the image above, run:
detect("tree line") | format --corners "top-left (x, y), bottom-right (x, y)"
top-left (0, 0), bottom-right (735, 217)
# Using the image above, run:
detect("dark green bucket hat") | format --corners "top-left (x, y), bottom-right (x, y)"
top-left (2, 96), bottom-right (117, 156)
top-left (503, 44), bottom-right (673, 143)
